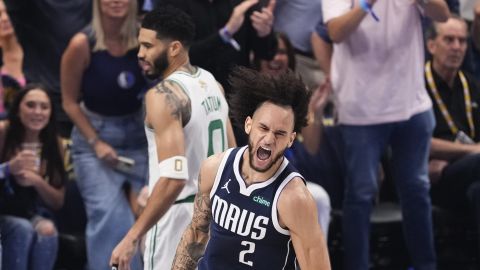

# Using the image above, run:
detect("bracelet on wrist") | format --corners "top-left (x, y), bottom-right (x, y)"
top-left (219, 26), bottom-right (241, 51)
top-left (219, 27), bottom-right (230, 43)
top-left (221, 27), bottom-right (232, 39)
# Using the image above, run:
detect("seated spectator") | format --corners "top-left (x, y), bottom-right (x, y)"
top-left (61, 0), bottom-right (148, 269)
top-left (0, 84), bottom-right (66, 270)
top-left (254, 32), bottom-right (332, 236)
top-left (273, 0), bottom-right (329, 91)
top-left (0, 0), bottom-right (26, 117)
top-left (425, 15), bottom-right (480, 258)
top-left (253, 32), bottom-right (296, 78)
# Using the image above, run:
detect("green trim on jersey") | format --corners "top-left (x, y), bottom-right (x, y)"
top-left (167, 78), bottom-right (190, 98)
top-left (174, 67), bottom-right (201, 78)
top-left (149, 224), bottom-right (158, 270)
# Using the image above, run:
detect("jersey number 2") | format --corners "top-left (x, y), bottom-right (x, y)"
top-left (239, 241), bottom-right (255, 266)
top-left (207, 119), bottom-right (225, 157)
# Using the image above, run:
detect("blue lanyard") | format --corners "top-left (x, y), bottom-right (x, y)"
top-left (359, 0), bottom-right (380, 22)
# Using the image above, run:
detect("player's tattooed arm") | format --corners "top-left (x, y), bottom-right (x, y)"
top-left (172, 173), bottom-right (212, 270)
top-left (154, 80), bottom-right (192, 126)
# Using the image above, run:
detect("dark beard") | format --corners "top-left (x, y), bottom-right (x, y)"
top-left (145, 50), bottom-right (169, 80)
top-left (247, 138), bottom-right (285, 173)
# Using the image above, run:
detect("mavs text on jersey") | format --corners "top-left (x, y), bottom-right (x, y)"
top-left (199, 146), bottom-right (305, 270)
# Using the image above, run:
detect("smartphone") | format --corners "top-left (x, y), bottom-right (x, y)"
top-left (115, 156), bottom-right (136, 174)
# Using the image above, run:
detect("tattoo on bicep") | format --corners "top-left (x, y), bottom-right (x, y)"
top-left (154, 80), bottom-right (191, 126)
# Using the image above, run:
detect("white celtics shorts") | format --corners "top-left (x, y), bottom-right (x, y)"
top-left (143, 201), bottom-right (194, 270)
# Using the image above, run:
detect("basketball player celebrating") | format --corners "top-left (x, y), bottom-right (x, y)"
top-left (172, 67), bottom-right (331, 270)
top-left (109, 7), bottom-right (235, 270)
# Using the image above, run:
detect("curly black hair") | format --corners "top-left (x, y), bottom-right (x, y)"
top-left (141, 5), bottom-right (195, 48)
top-left (228, 67), bottom-right (311, 133)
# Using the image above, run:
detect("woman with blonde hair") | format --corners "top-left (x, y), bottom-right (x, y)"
top-left (0, 0), bottom-right (26, 118)
top-left (61, 0), bottom-right (148, 269)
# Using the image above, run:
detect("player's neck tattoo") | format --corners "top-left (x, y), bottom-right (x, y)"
top-left (179, 63), bottom-right (197, 75)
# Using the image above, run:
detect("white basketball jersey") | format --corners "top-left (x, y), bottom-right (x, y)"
top-left (145, 67), bottom-right (229, 200)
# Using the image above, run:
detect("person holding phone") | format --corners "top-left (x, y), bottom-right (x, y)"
top-left (61, 0), bottom-right (148, 269)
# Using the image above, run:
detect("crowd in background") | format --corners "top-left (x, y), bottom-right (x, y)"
top-left (0, 0), bottom-right (479, 269)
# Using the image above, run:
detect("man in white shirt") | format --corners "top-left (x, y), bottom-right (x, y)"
top-left (322, 0), bottom-right (450, 269)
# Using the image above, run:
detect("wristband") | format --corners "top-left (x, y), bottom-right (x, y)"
top-left (158, 156), bottom-right (189, 180)
top-left (359, 0), bottom-right (380, 22)
top-left (220, 26), bottom-right (232, 39)
top-left (219, 27), bottom-right (241, 51)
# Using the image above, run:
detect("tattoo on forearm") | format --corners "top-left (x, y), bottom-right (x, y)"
top-left (172, 248), bottom-right (197, 270)
top-left (154, 80), bottom-right (191, 126)
top-left (172, 174), bottom-right (212, 270)
top-left (193, 193), bottom-right (211, 233)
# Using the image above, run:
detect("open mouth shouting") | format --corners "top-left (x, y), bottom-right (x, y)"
top-left (249, 144), bottom-right (277, 173)
top-left (257, 146), bottom-right (272, 161)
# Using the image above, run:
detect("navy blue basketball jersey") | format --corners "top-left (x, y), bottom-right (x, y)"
top-left (198, 146), bottom-right (305, 270)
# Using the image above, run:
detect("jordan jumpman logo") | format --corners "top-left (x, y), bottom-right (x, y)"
top-left (221, 179), bottom-right (231, 194)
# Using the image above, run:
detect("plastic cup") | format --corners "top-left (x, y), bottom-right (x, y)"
top-left (21, 142), bottom-right (42, 172)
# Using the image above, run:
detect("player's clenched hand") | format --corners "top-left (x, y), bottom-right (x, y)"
top-left (110, 235), bottom-right (138, 270)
